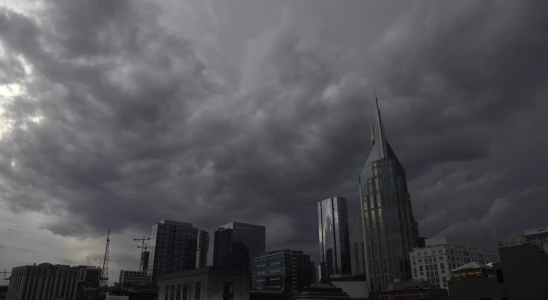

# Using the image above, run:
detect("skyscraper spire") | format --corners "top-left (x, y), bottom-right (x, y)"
top-left (372, 88), bottom-right (387, 158)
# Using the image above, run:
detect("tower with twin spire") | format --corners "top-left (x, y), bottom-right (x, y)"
top-left (359, 91), bottom-right (419, 291)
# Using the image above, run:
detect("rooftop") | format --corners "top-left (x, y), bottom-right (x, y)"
top-left (452, 261), bottom-right (493, 272)
top-left (159, 267), bottom-right (247, 281)
top-left (160, 220), bottom-right (193, 227)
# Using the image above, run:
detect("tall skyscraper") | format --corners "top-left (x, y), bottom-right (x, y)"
top-left (147, 220), bottom-right (198, 284)
top-left (352, 217), bottom-right (366, 275)
top-left (141, 251), bottom-right (150, 273)
top-left (196, 230), bottom-right (210, 268)
top-left (317, 197), bottom-right (351, 279)
top-left (359, 94), bottom-right (419, 291)
top-left (213, 222), bottom-right (266, 271)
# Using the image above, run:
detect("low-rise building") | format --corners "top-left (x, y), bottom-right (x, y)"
top-left (409, 236), bottom-right (499, 289)
top-left (329, 275), bottom-right (369, 300)
top-left (499, 226), bottom-right (548, 255)
top-left (448, 244), bottom-right (548, 300)
top-left (119, 270), bottom-right (147, 286)
top-left (292, 283), bottom-right (350, 300)
top-left (252, 250), bottom-right (312, 293)
top-left (0, 280), bottom-right (9, 300)
top-left (6, 264), bottom-right (101, 300)
top-left (372, 280), bottom-right (448, 300)
top-left (158, 267), bottom-right (249, 300)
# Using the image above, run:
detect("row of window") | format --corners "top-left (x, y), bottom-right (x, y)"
top-left (163, 282), bottom-right (234, 300)
top-left (412, 248), bottom-right (498, 260)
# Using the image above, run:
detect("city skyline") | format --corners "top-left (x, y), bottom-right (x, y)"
top-left (1, 0), bottom-right (548, 285)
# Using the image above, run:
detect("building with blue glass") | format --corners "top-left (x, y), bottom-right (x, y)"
top-left (358, 94), bottom-right (419, 291)
top-left (318, 197), bottom-right (351, 280)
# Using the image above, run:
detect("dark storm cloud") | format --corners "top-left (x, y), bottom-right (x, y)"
top-left (0, 0), bottom-right (547, 269)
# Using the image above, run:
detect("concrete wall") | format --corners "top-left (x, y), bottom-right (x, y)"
top-left (159, 270), bottom-right (249, 300)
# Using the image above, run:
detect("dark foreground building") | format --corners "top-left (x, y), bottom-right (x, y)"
top-left (449, 244), bottom-right (548, 300)
top-left (252, 250), bottom-right (313, 293)
top-left (359, 95), bottom-right (419, 291)
top-left (372, 280), bottom-right (448, 300)
top-left (213, 222), bottom-right (266, 271)
top-left (158, 267), bottom-right (249, 300)
top-left (6, 264), bottom-right (101, 300)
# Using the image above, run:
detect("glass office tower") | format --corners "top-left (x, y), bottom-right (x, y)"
top-left (148, 220), bottom-right (198, 284)
top-left (359, 95), bottom-right (419, 291)
top-left (317, 197), bottom-right (351, 279)
top-left (213, 222), bottom-right (266, 271)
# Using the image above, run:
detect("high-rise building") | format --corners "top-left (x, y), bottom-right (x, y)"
top-left (141, 251), bottom-right (150, 272)
top-left (352, 218), bottom-right (366, 275)
top-left (317, 197), bottom-right (351, 279)
top-left (410, 236), bottom-right (500, 290)
top-left (252, 250), bottom-right (313, 292)
top-left (213, 222), bottom-right (266, 271)
top-left (148, 220), bottom-right (198, 284)
top-left (119, 270), bottom-right (147, 286)
top-left (6, 264), bottom-right (101, 300)
top-left (499, 226), bottom-right (548, 255)
top-left (359, 95), bottom-right (419, 291)
top-left (196, 230), bottom-right (210, 268)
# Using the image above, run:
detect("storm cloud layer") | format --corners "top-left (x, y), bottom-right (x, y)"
top-left (1, 0), bottom-right (547, 278)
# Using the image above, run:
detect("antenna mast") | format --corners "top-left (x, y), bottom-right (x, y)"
top-left (101, 230), bottom-right (110, 285)
top-left (135, 236), bottom-right (151, 271)
top-left (1, 270), bottom-right (10, 280)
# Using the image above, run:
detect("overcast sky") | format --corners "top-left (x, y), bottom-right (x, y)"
top-left (1, 0), bottom-right (547, 283)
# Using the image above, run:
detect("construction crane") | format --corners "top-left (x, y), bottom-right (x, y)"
top-left (100, 230), bottom-right (110, 285)
top-left (135, 236), bottom-right (151, 272)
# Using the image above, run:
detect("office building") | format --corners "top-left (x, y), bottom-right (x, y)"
top-left (6, 264), bottom-right (101, 300)
top-left (293, 283), bottom-right (350, 300)
top-left (158, 267), bottom-right (249, 300)
top-left (118, 270), bottom-right (147, 286)
top-left (372, 280), bottom-right (448, 300)
top-left (141, 251), bottom-right (150, 272)
top-left (196, 230), bottom-right (210, 269)
top-left (449, 244), bottom-right (548, 300)
top-left (358, 95), bottom-right (420, 291)
top-left (148, 220), bottom-right (199, 284)
top-left (251, 250), bottom-right (313, 293)
top-left (409, 236), bottom-right (500, 289)
top-left (213, 222), bottom-right (266, 271)
top-left (317, 197), bottom-right (351, 279)
top-left (0, 280), bottom-right (8, 300)
top-left (499, 226), bottom-right (548, 255)
top-left (352, 218), bottom-right (366, 275)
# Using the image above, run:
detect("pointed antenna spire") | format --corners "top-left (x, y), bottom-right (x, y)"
top-left (374, 87), bottom-right (379, 110)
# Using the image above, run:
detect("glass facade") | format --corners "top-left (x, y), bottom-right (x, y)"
top-left (196, 230), bottom-right (210, 268)
top-left (252, 250), bottom-right (312, 292)
top-left (318, 197), bottom-right (351, 279)
top-left (353, 217), bottom-right (366, 275)
top-left (213, 222), bottom-right (266, 271)
top-left (359, 98), bottom-right (419, 291)
top-left (148, 220), bottom-right (198, 284)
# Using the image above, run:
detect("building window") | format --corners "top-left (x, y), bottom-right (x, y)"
top-left (223, 282), bottom-right (234, 300)
top-left (171, 285), bottom-right (175, 300)
top-left (183, 283), bottom-right (189, 300)
top-left (442, 277), bottom-right (447, 283)
top-left (176, 284), bottom-right (181, 300)
top-left (195, 282), bottom-right (201, 300)
top-left (164, 286), bottom-right (169, 300)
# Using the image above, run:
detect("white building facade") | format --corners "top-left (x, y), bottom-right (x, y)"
top-left (119, 270), bottom-right (147, 286)
top-left (409, 236), bottom-right (500, 289)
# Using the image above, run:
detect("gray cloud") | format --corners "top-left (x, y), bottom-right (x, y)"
top-left (0, 0), bottom-right (547, 273)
